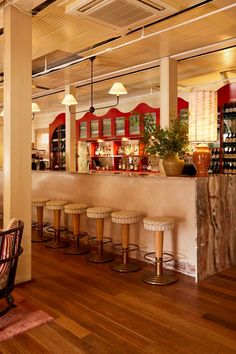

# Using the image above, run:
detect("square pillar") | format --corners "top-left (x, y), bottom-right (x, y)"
top-left (3, 4), bottom-right (32, 282)
top-left (65, 85), bottom-right (76, 172)
top-left (160, 57), bottom-right (177, 128)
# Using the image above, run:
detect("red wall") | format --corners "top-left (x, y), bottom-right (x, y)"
top-left (217, 82), bottom-right (236, 109)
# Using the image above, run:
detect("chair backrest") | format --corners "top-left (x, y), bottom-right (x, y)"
top-left (0, 219), bottom-right (24, 294)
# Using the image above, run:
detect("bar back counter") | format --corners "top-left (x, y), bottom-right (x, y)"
top-left (1, 171), bottom-right (235, 282)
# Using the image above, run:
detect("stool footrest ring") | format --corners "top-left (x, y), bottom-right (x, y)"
top-left (144, 252), bottom-right (174, 265)
top-left (46, 226), bottom-right (68, 235)
top-left (88, 236), bottom-right (112, 245)
top-left (32, 221), bottom-right (50, 229)
top-left (66, 231), bottom-right (88, 239)
top-left (113, 243), bottom-right (139, 252)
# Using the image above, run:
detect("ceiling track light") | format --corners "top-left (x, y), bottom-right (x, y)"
top-left (61, 56), bottom-right (127, 114)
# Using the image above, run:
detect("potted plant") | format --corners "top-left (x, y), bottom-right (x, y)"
top-left (142, 116), bottom-right (189, 176)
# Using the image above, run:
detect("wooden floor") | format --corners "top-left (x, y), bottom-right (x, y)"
top-left (1, 238), bottom-right (236, 354)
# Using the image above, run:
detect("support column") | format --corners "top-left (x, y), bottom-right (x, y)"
top-left (65, 85), bottom-right (76, 172)
top-left (160, 57), bottom-right (177, 128)
top-left (3, 5), bottom-right (32, 282)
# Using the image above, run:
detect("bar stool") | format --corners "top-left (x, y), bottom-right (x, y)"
top-left (45, 200), bottom-right (69, 249)
top-left (143, 216), bottom-right (177, 285)
top-left (64, 203), bottom-right (89, 255)
top-left (86, 207), bottom-right (114, 263)
top-left (31, 197), bottom-right (52, 242)
top-left (111, 211), bottom-right (141, 272)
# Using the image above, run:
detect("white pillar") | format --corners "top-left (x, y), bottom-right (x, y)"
top-left (65, 86), bottom-right (76, 172)
top-left (3, 4), bottom-right (32, 282)
top-left (160, 57), bottom-right (177, 128)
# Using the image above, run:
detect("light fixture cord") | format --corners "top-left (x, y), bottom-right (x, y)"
top-left (90, 57), bottom-right (96, 113)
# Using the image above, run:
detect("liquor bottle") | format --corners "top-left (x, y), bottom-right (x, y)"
top-left (130, 159), bottom-right (134, 170)
top-left (134, 160), bottom-right (139, 171)
top-left (122, 160), bottom-right (126, 170)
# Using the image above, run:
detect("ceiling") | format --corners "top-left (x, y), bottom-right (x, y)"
top-left (1, 0), bottom-right (236, 114)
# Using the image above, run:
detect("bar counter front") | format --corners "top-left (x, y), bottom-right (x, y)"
top-left (24, 171), bottom-right (234, 282)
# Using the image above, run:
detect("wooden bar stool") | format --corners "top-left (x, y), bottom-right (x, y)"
top-left (111, 211), bottom-right (141, 272)
top-left (143, 216), bottom-right (177, 285)
top-left (31, 197), bottom-right (52, 242)
top-left (86, 207), bottom-right (114, 263)
top-left (64, 203), bottom-right (89, 255)
top-left (45, 200), bottom-right (69, 249)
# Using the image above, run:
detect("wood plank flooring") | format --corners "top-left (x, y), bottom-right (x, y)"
top-left (0, 238), bottom-right (236, 354)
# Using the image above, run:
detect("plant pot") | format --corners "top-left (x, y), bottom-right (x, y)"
top-left (162, 155), bottom-right (184, 176)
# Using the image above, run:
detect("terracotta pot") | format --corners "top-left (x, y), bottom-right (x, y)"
top-left (162, 155), bottom-right (184, 176)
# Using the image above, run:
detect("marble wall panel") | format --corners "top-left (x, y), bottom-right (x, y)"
top-left (197, 175), bottom-right (236, 281)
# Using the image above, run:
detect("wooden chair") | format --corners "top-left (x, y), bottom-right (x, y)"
top-left (0, 218), bottom-right (24, 317)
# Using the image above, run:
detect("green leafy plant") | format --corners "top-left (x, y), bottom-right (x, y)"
top-left (142, 116), bottom-right (189, 159)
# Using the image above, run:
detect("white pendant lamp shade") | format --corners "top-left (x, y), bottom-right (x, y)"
top-left (109, 82), bottom-right (127, 96)
top-left (32, 102), bottom-right (41, 113)
top-left (1, 103), bottom-right (41, 117)
top-left (61, 94), bottom-right (78, 106)
top-left (188, 90), bottom-right (217, 143)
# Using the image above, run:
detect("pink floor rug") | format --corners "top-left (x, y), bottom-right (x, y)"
top-left (0, 292), bottom-right (53, 342)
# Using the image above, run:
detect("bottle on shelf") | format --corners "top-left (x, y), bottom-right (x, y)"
top-left (122, 159), bottom-right (126, 170)
top-left (130, 159), bottom-right (134, 170)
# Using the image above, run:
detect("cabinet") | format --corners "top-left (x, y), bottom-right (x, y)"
top-left (76, 103), bottom-right (160, 173)
top-left (222, 102), bottom-right (236, 174)
top-left (49, 113), bottom-right (66, 170)
top-left (210, 83), bottom-right (236, 175)
top-left (76, 100), bottom-right (189, 173)
top-left (89, 139), bottom-right (144, 171)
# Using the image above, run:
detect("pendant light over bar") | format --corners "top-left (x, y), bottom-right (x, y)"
top-left (0, 102), bottom-right (41, 120)
top-left (61, 56), bottom-right (127, 114)
top-left (32, 102), bottom-right (41, 120)
top-left (188, 90), bottom-right (217, 177)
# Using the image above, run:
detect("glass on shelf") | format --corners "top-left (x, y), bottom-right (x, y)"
top-left (80, 121), bottom-right (87, 139)
top-left (115, 117), bottom-right (125, 136)
top-left (102, 118), bottom-right (112, 137)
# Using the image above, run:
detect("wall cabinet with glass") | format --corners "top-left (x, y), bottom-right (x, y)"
top-left (210, 83), bottom-right (236, 175)
top-left (88, 139), bottom-right (144, 172)
top-left (76, 103), bottom-right (161, 173)
top-left (49, 113), bottom-right (66, 171)
top-left (222, 101), bottom-right (236, 174)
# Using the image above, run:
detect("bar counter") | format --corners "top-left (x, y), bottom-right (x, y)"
top-left (0, 170), bottom-right (235, 281)
top-left (28, 171), bottom-right (235, 281)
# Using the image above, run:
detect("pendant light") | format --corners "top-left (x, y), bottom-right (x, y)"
top-left (0, 102), bottom-right (41, 119)
top-left (61, 56), bottom-right (127, 113)
top-left (32, 102), bottom-right (41, 120)
top-left (188, 90), bottom-right (217, 177)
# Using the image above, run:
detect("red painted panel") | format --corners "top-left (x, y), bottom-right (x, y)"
top-left (217, 82), bottom-right (236, 109)
top-left (49, 113), bottom-right (65, 141)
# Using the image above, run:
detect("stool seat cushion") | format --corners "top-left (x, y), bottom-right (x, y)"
top-left (143, 217), bottom-right (175, 231)
top-left (32, 197), bottom-right (49, 207)
top-left (46, 200), bottom-right (68, 210)
top-left (87, 207), bottom-right (112, 219)
top-left (65, 203), bottom-right (88, 214)
top-left (112, 211), bottom-right (141, 224)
